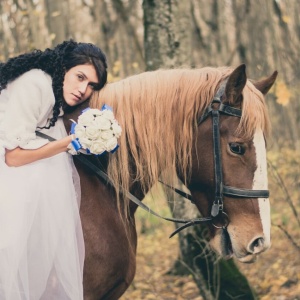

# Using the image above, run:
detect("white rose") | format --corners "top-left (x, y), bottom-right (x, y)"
top-left (74, 124), bottom-right (86, 139)
top-left (89, 140), bottom-right (106, 155)
top-left (89, 108), bottom-right (103, 116)
top-left (94, 116), bottom-right (112, 130)
top-left (105, 137), bottom-right (118, 152)
top-left (101, 109), bottom-right (115, 121)
top-left (85, 126), bottom-right (101, 140)
top-left (79, 137), bottom-right (93, 149)
top-left (100, 130), bottom-right (114, 140)
top-left (78, 110), bottom-right (95, 126)
top-left (111, 122), bottom-right (122, 138)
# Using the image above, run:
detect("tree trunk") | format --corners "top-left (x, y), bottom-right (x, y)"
top-left (44, 0), bottom-right (68, 46)
top-left (143, 0), bottom-right (192, 70)
top-left (143, 0), bottom-right (256, 299)
top-left (25, 0), bottom-right (49, 50)
top-left (165, 181), bottom-right (256, 299)
top-left (112, 0), bottom-right (145, 74)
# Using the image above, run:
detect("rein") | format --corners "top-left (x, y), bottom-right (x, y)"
top-left (36, 131), bottom-right (211, 238)
top-left (36, 82), bottom-right (269, 238)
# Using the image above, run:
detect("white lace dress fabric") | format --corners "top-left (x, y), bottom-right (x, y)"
top-left (0, 70), bottom-right (84, 300)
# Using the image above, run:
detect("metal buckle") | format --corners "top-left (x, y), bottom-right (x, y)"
top-left (212, 211), bottom-right (229, 229)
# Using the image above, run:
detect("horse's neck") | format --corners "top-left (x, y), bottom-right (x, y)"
top-left (63, 100), bottom-right (90, 133)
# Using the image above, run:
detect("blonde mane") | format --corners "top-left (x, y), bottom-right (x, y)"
top-left (90, 67), bottom-right (270, 215)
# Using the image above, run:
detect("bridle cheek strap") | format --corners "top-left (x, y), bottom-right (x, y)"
top-left (210, 108), bottom-right (224, 217)
top-left (204, 98), bottom-right (270, 219)
top-left (208, 101), bottom-right (270, 217)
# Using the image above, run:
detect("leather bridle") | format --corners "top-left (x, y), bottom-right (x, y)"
top-left (198, 82), bottom-right (269, 215)
top-left (36, 81), bottom-right (269, 238)
top-left (161, 81), bottom-right (270, 237)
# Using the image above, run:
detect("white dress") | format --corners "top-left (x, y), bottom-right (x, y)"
top-left (0, 70), bottom-right (84, 300)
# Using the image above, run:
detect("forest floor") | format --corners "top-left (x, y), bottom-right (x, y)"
top-left (121, 182), bottom-right (300, 300)
top-left (120, 214), bottom-right (300, 300)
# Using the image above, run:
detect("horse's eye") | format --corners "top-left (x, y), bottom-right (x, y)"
top-left (229, 143), bottom-right (245, 155)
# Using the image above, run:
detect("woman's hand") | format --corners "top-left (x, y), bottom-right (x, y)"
top-left (5, 135), bottom-right (74, 167)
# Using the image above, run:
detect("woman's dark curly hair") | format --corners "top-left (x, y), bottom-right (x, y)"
top-left (0, 40), bottom-right (107, 128)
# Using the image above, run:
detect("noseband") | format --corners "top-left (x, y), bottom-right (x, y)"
top-left (165, 81), bottom-right (270, 237)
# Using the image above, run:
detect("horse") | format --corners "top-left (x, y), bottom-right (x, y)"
top-left (63, 64), bottom-right (277, 300)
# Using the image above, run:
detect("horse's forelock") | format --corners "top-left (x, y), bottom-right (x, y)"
top-left (90, 67), bottom-right (269, 216)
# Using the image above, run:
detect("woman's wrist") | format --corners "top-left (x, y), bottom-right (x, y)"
top-left (67, 134), bottom-right (79, 155)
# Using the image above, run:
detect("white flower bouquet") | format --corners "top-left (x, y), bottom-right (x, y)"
top-left (69, 105), bottom-right (122, 155)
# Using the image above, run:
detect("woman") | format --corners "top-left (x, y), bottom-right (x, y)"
top-left (0, 40), bottom-right (107, 299)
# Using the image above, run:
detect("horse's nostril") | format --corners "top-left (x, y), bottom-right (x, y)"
top-left (248, 237), bottom-right (266, 254)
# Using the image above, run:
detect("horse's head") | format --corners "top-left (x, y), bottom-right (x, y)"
top-left (89, 65), bottom-right (277, 263)
top-left (188, 65), bottom-right (277, 263)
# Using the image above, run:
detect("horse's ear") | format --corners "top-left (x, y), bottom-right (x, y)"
top-left (252, 71), bottom-right (278, 95)
top-left (224, 64), bottom-right (247, 106)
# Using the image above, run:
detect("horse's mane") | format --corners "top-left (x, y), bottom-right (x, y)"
top-left (90, 67), bottom-right (270, 215)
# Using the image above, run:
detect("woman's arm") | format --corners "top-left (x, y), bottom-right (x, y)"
top-left (5, 135), bottom-right (74, 167)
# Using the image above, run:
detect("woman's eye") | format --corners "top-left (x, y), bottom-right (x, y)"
top-left (77, 75), bottom-right (84, 81)
top-left (229, 142), bottom-right (245, 155)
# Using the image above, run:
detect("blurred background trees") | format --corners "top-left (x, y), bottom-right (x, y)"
top-left (1, 0), bottom-right (298, 150)
top-left (0, 0), bottom-right (299, 298)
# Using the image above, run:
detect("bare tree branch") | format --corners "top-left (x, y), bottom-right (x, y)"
top-left (268, 160), bottom-right (300, 227)
top-left (272, 223), bottom-right (300, 252)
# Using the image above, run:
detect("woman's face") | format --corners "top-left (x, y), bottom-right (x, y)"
top-left (63, 64), bottom-right (99, 106)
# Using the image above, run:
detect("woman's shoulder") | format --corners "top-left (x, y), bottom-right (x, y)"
top-left (11, 69), bottom-right (52, 89)
top-left (16, 69), bottom-right (52, 84)
top-left (6, 69), bottom-right (54, 108)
